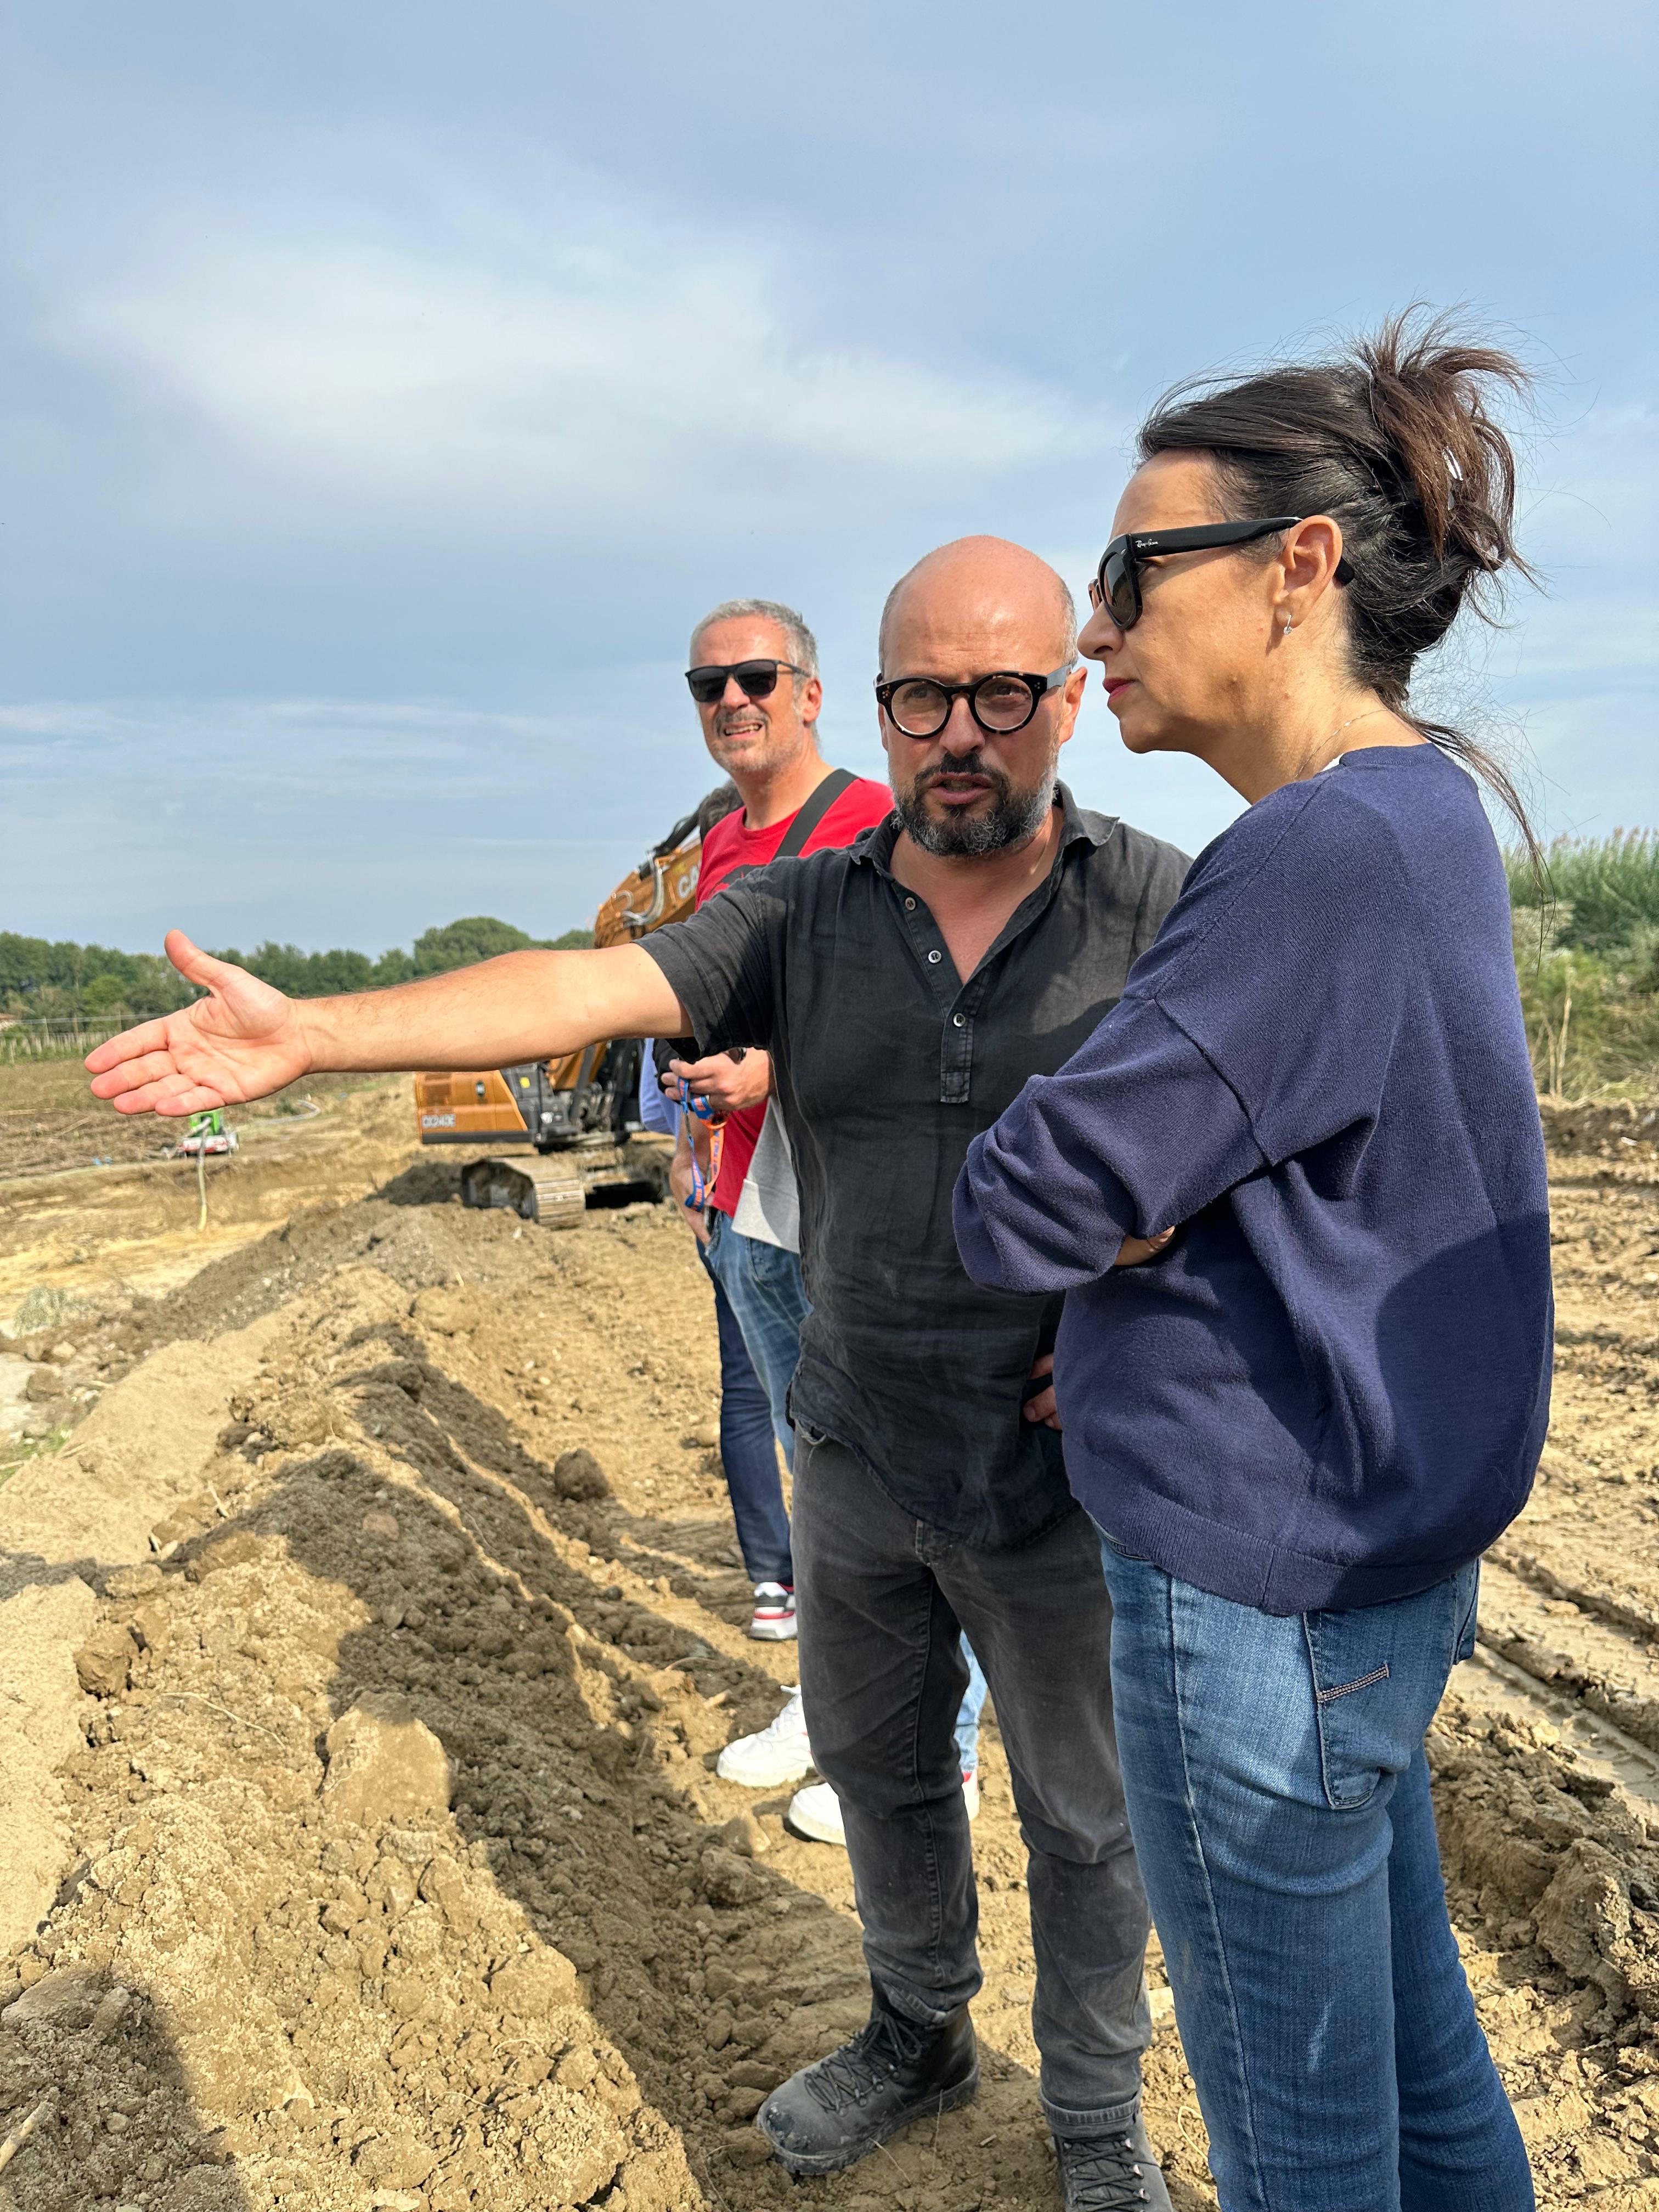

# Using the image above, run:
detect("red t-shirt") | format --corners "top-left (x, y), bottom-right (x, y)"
top-left (695, 773), bottom-right (892, 1214)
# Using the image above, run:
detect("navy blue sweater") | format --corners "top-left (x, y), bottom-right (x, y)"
top-left (954, 744), bottom-right (1552, 1614)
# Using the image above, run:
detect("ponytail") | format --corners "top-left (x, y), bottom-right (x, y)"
top-left (1138, 308), bottom-right (1543, 878)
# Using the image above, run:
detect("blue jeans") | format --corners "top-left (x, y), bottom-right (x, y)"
top-left (696, 1240), bottom-right (793, 1587)
top-left (704, 1210), bottom-right (810, 1471)
top-left (956, 1643), bottom-right (988, 1774)
top-left (1097, 1540), bottom-right (1533, 2212)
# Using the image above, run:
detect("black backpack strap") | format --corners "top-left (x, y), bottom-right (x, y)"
top-left (653, 771), bottom-right (857, 1077)
top-left (774, 768), bottom-right (857, 861)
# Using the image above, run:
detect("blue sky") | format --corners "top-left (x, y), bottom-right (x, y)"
top-left (3, 0), bottom-right (1655, 951)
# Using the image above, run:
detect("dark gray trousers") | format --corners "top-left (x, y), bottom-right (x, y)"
top-left (791, 1426), bottom-right (1151, 2132)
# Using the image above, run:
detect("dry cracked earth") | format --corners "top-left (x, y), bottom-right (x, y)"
top-left (0, 1084), bottom-right (1656, 2212)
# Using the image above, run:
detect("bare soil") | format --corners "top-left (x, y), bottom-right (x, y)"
top-left (1, 1084), bottom-right (1656, 2211)
top-left (0, 1079), bottom-right (424, 1331)
top-left (0, 1064), bottom-right (396, 1186)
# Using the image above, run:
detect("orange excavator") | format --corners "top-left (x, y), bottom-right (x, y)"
top-left (411, 785), bottom-right (733, 1224)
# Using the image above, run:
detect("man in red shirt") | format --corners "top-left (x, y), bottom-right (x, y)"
top-left (666, 599), bottom-right (890, 1643)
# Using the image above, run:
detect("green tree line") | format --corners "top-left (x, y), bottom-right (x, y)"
top-left (0, 917), bottom-right (593, 1026)
top-left (7, 832), bottom-right (1658, 1098)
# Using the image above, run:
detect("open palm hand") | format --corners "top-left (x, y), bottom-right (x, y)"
top-left (86, 932), bottom-right (312, 1116)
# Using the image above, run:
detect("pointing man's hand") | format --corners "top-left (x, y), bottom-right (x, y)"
top-left (86, 931), bottom-right (311, 1116)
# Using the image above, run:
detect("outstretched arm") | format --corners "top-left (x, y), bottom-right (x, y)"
top-left (86, 929), bottom-right (688, 1118)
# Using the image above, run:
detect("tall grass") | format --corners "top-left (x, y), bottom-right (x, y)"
top-left (1507, 830), bottom-right (1659, 952)
top-left (1509, 832), bottom-right (1659, 1098)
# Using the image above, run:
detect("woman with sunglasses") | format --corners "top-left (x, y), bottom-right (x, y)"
top-left (955, 312), bottom-right (1548, 2210)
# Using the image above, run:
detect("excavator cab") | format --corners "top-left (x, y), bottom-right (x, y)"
top-left (414, 1046), bottom-right (641, 1152)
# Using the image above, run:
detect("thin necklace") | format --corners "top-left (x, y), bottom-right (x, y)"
top-left (1311, 704), bottom-right (1389, 777)
top-left (1324, 704), bottom-right (1388, 752)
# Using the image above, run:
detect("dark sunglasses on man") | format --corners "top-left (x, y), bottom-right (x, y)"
top-left (1089, 516), bottom-right (1355, 630)
top-left (685, 659), bottom-right (810, 706)
top-left (874, 663), bottom-right (1075, 740)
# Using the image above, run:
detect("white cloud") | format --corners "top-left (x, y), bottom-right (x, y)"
top-left (40, 175), bottom-right (1117, 527)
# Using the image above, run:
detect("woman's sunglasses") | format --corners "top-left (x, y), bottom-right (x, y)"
top-left (1088, 517), bottom-right (1354, 630)
top-left (874, 663), bottom-right (1075, 740)
top-left (685, 659), bottom-right (810, 706)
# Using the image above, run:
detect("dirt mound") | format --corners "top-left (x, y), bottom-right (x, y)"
top-left (1541, 1098), bottom-right (1659, 1166)
top-left (2, 1115), bottom-right (1657, 2208)
top-left (1429, 1691), bottom-right (1659, 2191)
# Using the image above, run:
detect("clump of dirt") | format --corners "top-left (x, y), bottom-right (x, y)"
top-left (2, 1105), bottom-right (1657, 2209)
top-left (1429, 1692), bottom-right (1659, 2195)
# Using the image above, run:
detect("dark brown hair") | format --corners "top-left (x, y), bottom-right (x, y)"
top-left (1138, 307), bottom-right (1541, 870)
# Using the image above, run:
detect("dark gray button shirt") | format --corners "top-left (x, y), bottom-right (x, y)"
top-left (642, 785), bottom-right (1188, 1548)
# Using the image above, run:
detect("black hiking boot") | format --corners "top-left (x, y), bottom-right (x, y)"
top-left (1054, 2116), bottom-right (1173, 2210)
top-left (755, 1984), bottom-right (979, 2176)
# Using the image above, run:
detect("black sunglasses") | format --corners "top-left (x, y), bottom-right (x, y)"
top-left (685, 659), bottom-right (810, 706)
top-left (1088, 517), bottom-right (1355, 630)
top-left (874, 662), bottom-right (1075, 740)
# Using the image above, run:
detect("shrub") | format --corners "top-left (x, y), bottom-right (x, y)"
top-left (1508, 831), bottom-right (1659, 953)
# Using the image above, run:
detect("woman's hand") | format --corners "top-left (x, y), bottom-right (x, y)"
top-left (1114, 1227), bottom-right (1176, 1267)
top-left (1023, 1353), bottom-right (1061, 1430)
top-left (1023, 1227), bottom-right (1177, 1428)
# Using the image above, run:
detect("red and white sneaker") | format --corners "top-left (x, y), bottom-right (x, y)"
top-left (749, 1582), bottom-right (797, 1641)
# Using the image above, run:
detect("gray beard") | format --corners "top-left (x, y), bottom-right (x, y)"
top-left (895, 757), bottom-right (1057, 858)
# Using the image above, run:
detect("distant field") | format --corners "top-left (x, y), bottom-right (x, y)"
top-left (0, 1060), bottom-right (388, 1181)
top-left (0, 1059), bottom-right (176, 1179)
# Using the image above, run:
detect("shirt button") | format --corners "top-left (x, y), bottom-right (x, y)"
top-left (927, 949), bottom-right (942, 964)
top-left (904, 896), bottom-right (916, 910)
top-left (953, 1013), bottom-right (966, 1027)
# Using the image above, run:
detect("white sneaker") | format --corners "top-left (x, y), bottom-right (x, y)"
top-left (786, 1771), bottom-right (980, 1849)
top-left (749, 1582), bottom-right (798, 1640)
top-left (785, 1779), bottom-right (845, 1844)
top-left (716, 1689), bottom-right (815, 1788)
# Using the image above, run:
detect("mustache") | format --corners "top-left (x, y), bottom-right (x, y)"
top-left (912, 752), bottom-right (1011, 796)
